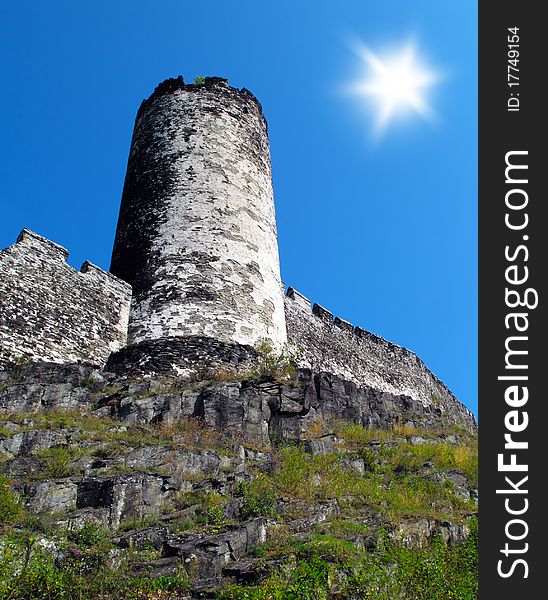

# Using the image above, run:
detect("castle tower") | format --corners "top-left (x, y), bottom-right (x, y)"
top-left (110, 76), bottom-right (287, 350)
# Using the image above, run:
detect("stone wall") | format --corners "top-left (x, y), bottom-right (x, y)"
top-left (0, 229), bottom-right (132, 367)
top-left (110, 76), bottom-right (287, 349)
top-left (284, 287), bottom-right (474, 424)
top-left (106, 335), bottom-right (258, 379)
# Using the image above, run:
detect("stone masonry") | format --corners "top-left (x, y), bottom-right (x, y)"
top-left (110, 76), bottom-right (287, 349)
top-left (284, 287), bottom-right (474, 422)
top-left (0, 229), bottom-right (131, 368)
top-left (0, 76), bottom-right (473, 426)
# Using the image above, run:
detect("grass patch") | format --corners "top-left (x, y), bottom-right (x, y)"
top-left (0, 408), bottom-right (233, 456)
top-left (271, 445), bottom-right (475, 522)
top-left (238, 473), bottom-right (278, 519)
top-left (335, 421), bottom-right (475, 445)
top-left (387, 441), bottom-right (478, 487)
top-left (0, 532), bottom-right (191, 599)
top-left (220, 518), bottom-right (478, 600)
top-left (0, 409), bottom-right (113, 436)
top-left (34, 446), bottom-right (87, 478)
top-left (0, 475), bottom-right (24, 526)
top-left (118, 514), bottom-right (164, 532)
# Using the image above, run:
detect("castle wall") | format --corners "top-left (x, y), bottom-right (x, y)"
top-left (0, 229), bottom-right (132, 367)
top-left (284, 288), bottom-right (474, 424)
top-left (110, 76), bottom-right (286, 349)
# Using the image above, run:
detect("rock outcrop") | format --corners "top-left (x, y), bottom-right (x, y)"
top-left (1, 360), bottom-right (476, 441)
top-left (0, 358), bottom-right (477, 597)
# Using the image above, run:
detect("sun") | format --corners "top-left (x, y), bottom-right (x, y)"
top-left (346, 39), bottom-right (438, 137)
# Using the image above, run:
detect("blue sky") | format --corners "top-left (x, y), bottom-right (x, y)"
top-left (0, 1), bottom-right (477, 415)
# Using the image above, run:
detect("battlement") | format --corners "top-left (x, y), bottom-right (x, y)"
top-left (0, 229), bottom-right (131, 367)
top-left (286, 286), bottom-right (422, 361)
top-left (80, 260), bottom-right (132, 290)
top-left (136, 75), bottom-right (266, 124)
top-left (284, 287), bottom-right (473, 424)
top-left (286, 287), bottom-right (311, 312)
top-left (16, 228), bottom-right (69, 261)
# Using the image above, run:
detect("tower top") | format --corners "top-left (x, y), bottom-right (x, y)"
top-left (136, 76), bottom-right (266, 123)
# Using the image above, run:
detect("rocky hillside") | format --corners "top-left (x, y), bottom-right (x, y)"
top-left (0, 358), bottom-right (477, 599)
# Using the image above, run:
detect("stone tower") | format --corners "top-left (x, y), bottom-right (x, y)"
top-left (110, 76), bottom-right (287, 350)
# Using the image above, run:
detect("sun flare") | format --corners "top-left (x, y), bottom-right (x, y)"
top-left (347, 39), bottom-right (438, 137)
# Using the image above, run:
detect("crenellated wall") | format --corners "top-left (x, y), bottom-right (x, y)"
top-left (0, 229), bottom-right (132, 368)
top-left (284, 287), bottom-right (474, 424)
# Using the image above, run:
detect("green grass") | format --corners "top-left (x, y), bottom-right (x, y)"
top-left (270, 445), bottom-right (475, 522)
top-left (0, 409), bottom-right (110, 434)
top-left (0, 514), bottom-right (478, 600)
top-left (0, 475), bottom-right (24, 526)
top-left (34, 446), bottom-right (87, 478)
top-left (392, 441), bottom-right (478, 486)
top-left (0, 532), bottom-right (191, 599)
top-left (239, 473), bottom-right (278, 519)
top-left (0, 403), bottom-right (477, 598)
top-left (335, 421), bottom-right (474, 444)
top-left (0, 408), bottom-right (237, 469)
top-left (219, 518), bottom-right (478, 600)
top-left (333, 422), bottom-right (478, 486)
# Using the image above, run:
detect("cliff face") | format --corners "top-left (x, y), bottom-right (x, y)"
top-left (0, 358), bottom-right (477, 598)
top-left (0, 360), bottom-right (475, 445)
